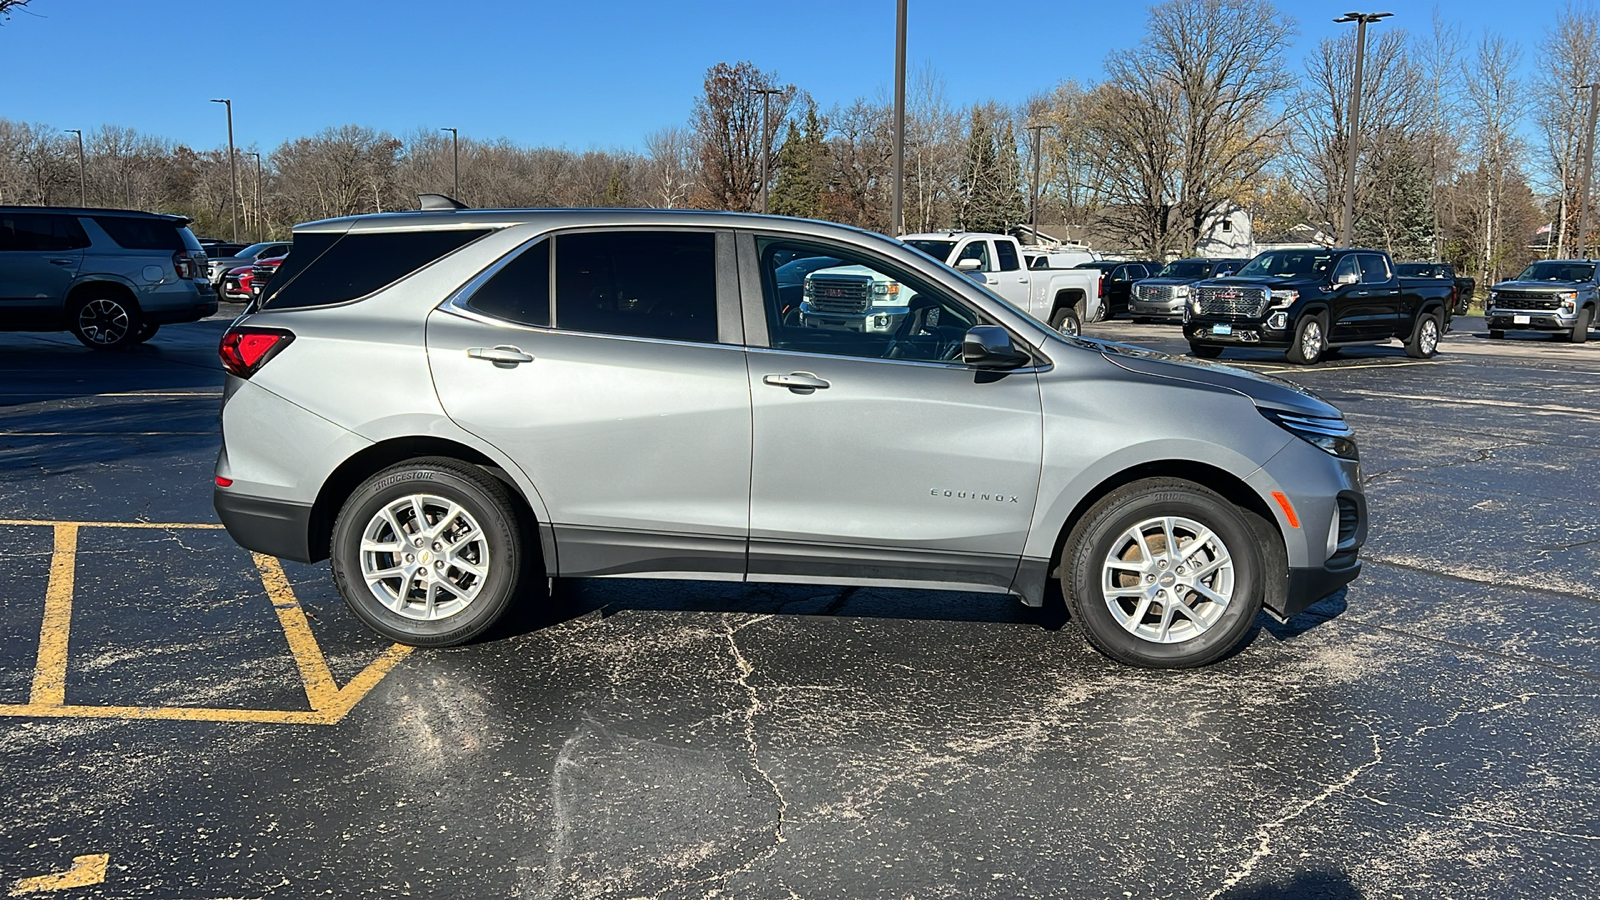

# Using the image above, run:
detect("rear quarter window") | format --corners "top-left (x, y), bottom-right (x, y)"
top-left (92, 216), bottom-right (199, 251)
top-left (261, 228), bottom-right (491, 309)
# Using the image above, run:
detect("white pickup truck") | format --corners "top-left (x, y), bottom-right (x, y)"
top-left (901, 232), bottom-right (1101, 335)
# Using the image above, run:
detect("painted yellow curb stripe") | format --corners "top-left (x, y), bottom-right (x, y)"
top-left (9, 853), bottom-right (108, 895)
top-left (29, 525), bottom-right (77, 707)
top-left (254, 553), bottom-right (340, 710)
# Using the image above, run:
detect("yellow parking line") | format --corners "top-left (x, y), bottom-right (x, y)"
top-left (9, 853), bottom-right (109, 895)
top-left (0, 702), bottom-right (334, 725)
top-left (29, 525), bottom-right (77, 707)
top-left (254, 553), bottom-right (340, 710)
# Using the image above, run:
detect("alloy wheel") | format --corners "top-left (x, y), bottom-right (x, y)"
top-left (1099, 515), bottom-right (1235, 644)
top-left (359, 493), bottom-right (490, 621)
top-left (77, 299), bottom-right (131, 346)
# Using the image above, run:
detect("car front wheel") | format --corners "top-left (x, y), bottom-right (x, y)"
top-left (1286, 313), bottom-right (1327, 365)
top-left (1062, 478), bottom-right (1266, 668)
top-left (331, 457), bottom-right (531, 647)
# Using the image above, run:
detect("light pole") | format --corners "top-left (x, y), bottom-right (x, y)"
top-left (247, 151), bottom-right (264, 241)
top-left (891, 0), bottom-right (907, 236)
top-left (1026, 123), bottom-right (1051, 243)
top-left (210, 98), bottom-right (240, 242)
top-left (1334, 11), bottom-right (1392, 247)
top-left (752, 87), bottom-right (783, 214)
top-left (440, 127), bottom-right (459, 199)
top-left (1576, 84), bottom-right (1599, 258)
top-left (65, 129), bottom-right (85, 206)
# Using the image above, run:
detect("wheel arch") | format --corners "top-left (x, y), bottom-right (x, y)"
top-left (308, 436), bottom-right (547, 571)
top-left (1051, 288), bottom-right (1086, 316)
top-left (65, 277), bottom-right (141, 310)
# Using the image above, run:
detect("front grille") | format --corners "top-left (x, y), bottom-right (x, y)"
top-left (1194, 284), bottom-right (1268, 318)
top-left (806, 276), bottom-right (872, 315)
top-left (1134, 284), bottom-right (1175, 304)
top-left (1493, 291), bottom-right (1561, 311)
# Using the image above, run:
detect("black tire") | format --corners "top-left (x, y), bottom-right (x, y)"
top-left (1567, 307), bottom-right (1592, 344)
top-left (1489, 329), bottom-right (1505, 340)
top-left (1061, 478), bottom-right (1266, 668)
top-left (1132, 316), bottom-right (1153, 325)
top-left (1049, 305), bottom-right (1082, 337)
top-left (69, 293), bottom-right (144, 350)
top-left (132, 323), bottom-right (159, 345)
top-left (1286, 313), bottom-right (1327, 365)
top-left (1405, 311), bottom-right (1442, 359)
top-left (1190, 343), bottom-right (1224, 359)
top-left (331, 457), bottom-right (532, 647)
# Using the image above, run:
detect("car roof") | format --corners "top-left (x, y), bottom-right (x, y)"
top-left (0, 205), bottom-right (190, 224)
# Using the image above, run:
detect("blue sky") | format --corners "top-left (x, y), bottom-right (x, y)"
top-left (0, 0), bottom-right (1568, 154)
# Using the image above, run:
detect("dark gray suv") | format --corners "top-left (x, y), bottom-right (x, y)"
top-left (0, 206), bottom-right (215, 349)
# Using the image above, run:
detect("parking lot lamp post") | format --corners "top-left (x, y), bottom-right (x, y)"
top-left (210, 99), bottom-right (240, 243)
top-left (1577, 84), bottom-right (1599, 259)
top-left (1027, 123), bottom-right (1051, 243)
top-left (441, 127), bottom-right (459, 199)
top-left (65, 129), bottom-right (85, 206)
top-left (247, 151), bottom-right (264, 241)
top-left (752, 88), bottom-right (783, 214)
top-left (891, 0), bottom-right (907, 236)
top-left (1334, 12), bottom-right (1392, 247)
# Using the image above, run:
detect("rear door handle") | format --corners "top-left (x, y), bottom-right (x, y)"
top-left (467, 345), bottom-right (534, 367)
top-left (49, 259), bottom-right (75, 266)
top-left (763, 372), bottom-right (830, 391)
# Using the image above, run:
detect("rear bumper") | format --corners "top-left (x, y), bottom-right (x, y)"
top-left (143, 283), bottom-right (217, 324)
top-left (215, 488), bottom-right (314, 563)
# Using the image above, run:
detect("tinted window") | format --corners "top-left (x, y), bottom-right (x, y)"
top-left (0, 213), bottom-right (90, 252)
top-left (758, 238), bottom-right (990, 364)
top-left (1332, 256), bottom-right (1360, 284)
top-left (553, 231), bottom-right (716, 343)
top-left (262, 228), bottom-right (489, 309)
top-left (1358, 254), bottom-right (1390, 284)
top-left (92, 216), bottom-right (194, 251)
top-left (1156, 260), bottom-right (1212, 279)
top-left (464, 240), bottom-right (550, 327)
top-left (995, 240), bottom-right (1021, 272)
top-left (1516, 261), bottom-right (1596, 282)
top-left (954, 240), bottom-right (992, 272)
top-left (1237, 250), bottom-right (1335, 278)
top-left (904, 239), bottom-right (956, 262)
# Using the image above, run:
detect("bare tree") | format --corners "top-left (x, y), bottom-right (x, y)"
top-left (1414, 11), bottom-right (1464, 260)
top-left (689, 61), bottom-right (794, 211)
top-left (1532, 3), bottom-right (1600, 257)
top-left (643, 126), bottom-right (695, 209)
top-left (1463, 34), bottom-right (1530, 282)
top-left (0, 0), bottom-right (34, 23)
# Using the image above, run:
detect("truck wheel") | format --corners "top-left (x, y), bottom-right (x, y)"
top-left (1049, 306), bottom-right (1081, 337)
top-left (70, 293), bottom-right (144, 351)
top-left (1061, 478), bottom-right (1265, 668)
top-left (1405, 311), bottom-right (1441, 359)
top-left (1489, 329), bottom-right (1505, 340)
top-left (1286, 314), bottom-right (1326, 365)
top-left (330, 457), bottom-right (531, 647)
top-left (1565, 307), bottom-right (1592, 344)
top-left (1190, 344), bottom-right (1224, 359)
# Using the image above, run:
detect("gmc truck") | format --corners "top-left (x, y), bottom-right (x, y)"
top-left (1182, 247), bottom-right (1457, 364)
top-left (1484, 259), bottom-right (1598, 343)
top-left (898, 233), bottom-right (1101, 335)
top-left (1128, 258), bottom-right (1247, 322)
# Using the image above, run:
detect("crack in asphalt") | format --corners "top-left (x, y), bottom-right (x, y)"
top-left (1359, 444), bottom-right (1510, 485)
top-left (1364, 556), bottom-right (1600, 609)
top-left (705, 614), bottom-right (787, 896)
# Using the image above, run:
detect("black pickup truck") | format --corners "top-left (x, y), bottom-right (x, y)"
top-left (1396, 262), bottom-right (1473, 314)
top-left (1182, 248), bottom-right (1457, 364)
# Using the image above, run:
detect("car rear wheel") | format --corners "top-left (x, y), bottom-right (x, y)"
top-left (331, 457), bottom-right (531, 647)
top-left (1061, 478), bottom-right (1265, 668)
top-left (1190, 344), bottom-right (1224, 359)
top-left (1049, 306), bottom-right (1082, 337)
top-left (70, 294), bottom-right (144, 350)
top-left (132, 323), bottom-right (159, 345)
top-left (1405, 311), bottom-right (1441, 359)
top-left (1286, 313), bottom-right (1327, 365)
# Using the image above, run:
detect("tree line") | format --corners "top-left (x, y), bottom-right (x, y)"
top-left (1, 0), bottom-right (1593, 284)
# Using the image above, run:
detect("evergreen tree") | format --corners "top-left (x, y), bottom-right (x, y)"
top-left (1354, 142), bottom-right (1433, 258)
top-left (958, 108), bottom-right (1000, 231)
top-left (770, 105), bottom-right (825, 218)
top-left (992, 120), bottom-right (1027, 232)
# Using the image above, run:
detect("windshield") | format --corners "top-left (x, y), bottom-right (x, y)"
top-left (1516, 261), bottom-right (1595, 282)
top-left (903, 239), bottom-right (956, 262)
top-left (1156, 261), bottom-right (1212, 279)
top-left (775, 255), bottom-right (843, 284)
top-left (1235, 250), bottom-right (1334, 279)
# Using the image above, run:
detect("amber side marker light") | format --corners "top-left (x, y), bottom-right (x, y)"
top-left (1271, 492), bottom-right (1300, 528)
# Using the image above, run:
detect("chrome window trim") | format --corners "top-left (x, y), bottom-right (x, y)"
top-left (746, 344), bottom-right (1052, 375)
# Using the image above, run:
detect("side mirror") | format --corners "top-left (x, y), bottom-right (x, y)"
top-left (962, 325), bottom-right (1032, 369)
top-left (955, 258), bottom-right (983, 272)
top-left (1333, 271), bottom-right (1359, 287)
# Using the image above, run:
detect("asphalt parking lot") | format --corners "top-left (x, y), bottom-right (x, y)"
top-left (1, 310), bottom-right (1597, 899)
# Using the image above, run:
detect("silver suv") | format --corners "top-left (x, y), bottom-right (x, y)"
top-left (213, 209), bottom-right (1366, 668)
top-left (0, 206), bottom-right (214, 348)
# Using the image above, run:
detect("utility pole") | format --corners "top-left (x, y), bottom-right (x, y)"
top-left (752, 87), bottom-right (783, 214)
top-left (891, 0), bottom-right (907, 236)
top-left (247, 151), bottom-right (264, 241)
top-left (211, 98), bottom-right (240, 242)
top-left (1026, 123), bottom-right (1050, 243)
top-left (65, 129), bottom-right (85, 206)
top-left (1577, 84), bottom-right (1599, 259)
top-left (441, 127), bottom-right (459, 199)
top-left (1334, 12), bottom-right (1392, 247)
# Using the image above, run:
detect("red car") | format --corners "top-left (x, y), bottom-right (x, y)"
top-left (220, 264), bottom-right (254, 302)
top-left (250, 255), bottom-right (286, 302)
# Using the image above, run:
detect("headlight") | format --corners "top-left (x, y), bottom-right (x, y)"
top-left (1173, 284), bottom-right (1190, 298)
top-left (1259, 408), bottom-right (1358, 461)
top-left (803, 276), bottom-right (813, 298)
top-left (872, 281), bottom-right (900, 297)
top-left (1269, 289), bottom-right (1298, 309)
top-left (1559, 291), bottom-right (1578, 311)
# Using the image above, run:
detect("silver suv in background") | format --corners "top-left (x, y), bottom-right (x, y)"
top-left (214, 209), bottom-right (1366, 668)
top-left (206, 240), bottom-right (292, 297)
top-left (0, 206), bottom-right (214, 349)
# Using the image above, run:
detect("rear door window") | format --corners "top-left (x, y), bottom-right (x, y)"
top-left (463, 240), bottom-right (550, 327)
top-left (1358, 254), bottom-right (1391, 284)
top-left (261, 228), bottom-right (490, 309)
top-left (0, 213), bottom-right (90, 251)
top-left (995, 241), bottom-right (1021, 272)
top-left (553, 231), bottom-right (717, 343)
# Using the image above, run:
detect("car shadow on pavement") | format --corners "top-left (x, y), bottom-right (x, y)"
top-left (0, 326), bottom-right (229, 407)
top-left (1217, 869), bottom-right (1361, 899)
top-left (1257, 589), bottom-right (1349, 641)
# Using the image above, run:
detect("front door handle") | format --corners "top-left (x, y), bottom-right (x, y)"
top-left (49, 258), bottom-right (75, 266)
top-left (763, 372), bottom-right (830, 392)
top-left (467, 345), bottom-right (534, 367)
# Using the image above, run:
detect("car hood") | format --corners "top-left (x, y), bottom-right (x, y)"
top-left (1081, 337), bottom-right (1339, 417)
top-left (1136, 277), bottom-right (1201, 287)
top-left (1490, 280), bottom-right (1581, 292)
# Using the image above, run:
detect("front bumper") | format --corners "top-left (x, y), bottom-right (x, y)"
top-left (1282, 560), bottom-right (1362, 617)
top-left (1129, 298), bottom-right (1185, 318)
top-left (1183, 317), bottom-right (1294, 347)
top-left (215, 487), bottom-right (315, 563)
top-left (1485, 309), bottom-right (1577, 332)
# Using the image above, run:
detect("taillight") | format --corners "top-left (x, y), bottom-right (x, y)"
top-left (174, 250), bottom-right (196, 279)
top-left (219, 326), bottom-right (294, 378)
